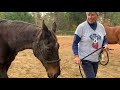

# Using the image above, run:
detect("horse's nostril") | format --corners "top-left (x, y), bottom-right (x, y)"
top-left (47, 70), bottom-right (60, 78)
top-left (48, 73), bottom-right (53, 78)
top-left (55, 70), bottom-right (61, 77)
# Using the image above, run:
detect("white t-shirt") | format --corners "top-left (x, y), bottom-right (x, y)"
top-left (75, 21), bottom-right (106, 62)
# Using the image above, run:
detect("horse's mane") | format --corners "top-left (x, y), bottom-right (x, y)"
top-left (0, 19), bottom-right (36, 26)
top-left (0, 19), bottom-right (57, 41)
top-left (0, 19), bottom-right (40, 32)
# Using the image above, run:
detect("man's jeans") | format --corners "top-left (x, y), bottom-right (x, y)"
top-left (82, 60), bottom-right (99, 78)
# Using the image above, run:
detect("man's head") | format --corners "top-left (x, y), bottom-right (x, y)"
top-left (86, 12), bottom-right (99, 24)
top-left (86, 12), bottom-right (99, 16)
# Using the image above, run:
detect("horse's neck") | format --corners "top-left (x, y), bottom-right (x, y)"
top-left (11, 29), bottom-right (40, 52)
top-left (0, 21), bottom-right (41, 52)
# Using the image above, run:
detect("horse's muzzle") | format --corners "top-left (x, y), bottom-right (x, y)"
top-left (48, 70), bottom-right (61, 78)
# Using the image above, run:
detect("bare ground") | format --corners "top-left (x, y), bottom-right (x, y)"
top-left (7, 36), bottom-right (120, 78)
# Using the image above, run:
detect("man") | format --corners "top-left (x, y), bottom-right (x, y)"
top-left (72, 12), bottom-right (108, 78)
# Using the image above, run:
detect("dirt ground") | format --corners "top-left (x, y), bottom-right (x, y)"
top-left (7, 36), bottom-right (120, 78)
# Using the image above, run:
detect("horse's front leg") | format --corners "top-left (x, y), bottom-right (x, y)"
top-left (5, 53), bottom-right (17, 72)
top-left (0, 64), bottom-right (8, 78)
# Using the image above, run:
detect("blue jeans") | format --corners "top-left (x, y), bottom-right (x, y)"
top-left (81, 60), bottom-right (99, 78)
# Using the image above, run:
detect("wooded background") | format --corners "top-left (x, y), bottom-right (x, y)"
top-left (0, 12), bottom-right (119, 35)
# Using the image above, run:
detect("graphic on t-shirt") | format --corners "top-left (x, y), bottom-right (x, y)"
top-left (89, 34), bottom-right (101, 49)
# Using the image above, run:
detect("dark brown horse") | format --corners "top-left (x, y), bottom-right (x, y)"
top-left (104, 26), bottom-right (120, 44)
top-left (0, 19), bottom-right (60, 78)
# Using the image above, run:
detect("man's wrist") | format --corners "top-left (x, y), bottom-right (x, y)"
top-left (75, 55), bottom-right (79, 57)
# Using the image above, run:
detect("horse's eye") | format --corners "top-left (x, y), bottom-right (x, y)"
top-left (47, 42), bottom-right (54, 47)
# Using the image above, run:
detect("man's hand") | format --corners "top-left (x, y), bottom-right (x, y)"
top-left (73, 55), bottom-right (81, 65)
top-left (103, 44), bottom-right (109, 51)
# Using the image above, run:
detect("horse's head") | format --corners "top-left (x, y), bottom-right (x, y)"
top-left (33, 20), bottom-right (60, 78)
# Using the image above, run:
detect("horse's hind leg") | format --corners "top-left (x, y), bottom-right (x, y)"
top-left (0, 64), bottom-right (8, 78)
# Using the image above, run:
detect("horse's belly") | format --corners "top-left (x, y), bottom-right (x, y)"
top-left (108, 38), bottom-right (118, 44)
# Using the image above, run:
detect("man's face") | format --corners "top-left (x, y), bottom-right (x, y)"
top-left (86, 12), bottom-right (98, 24)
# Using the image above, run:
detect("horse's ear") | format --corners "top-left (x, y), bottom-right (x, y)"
top-left (52, 22), bottom-right (57, 33)
top-left (41, 20), bottom-right (49, 38)
top-left (42, 20), bottom-right (49, 32)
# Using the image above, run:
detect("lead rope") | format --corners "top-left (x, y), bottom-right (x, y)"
top-left (78, 47), bottom-right (108, 78)
top-left (79, 65), bottom-right (84, 78)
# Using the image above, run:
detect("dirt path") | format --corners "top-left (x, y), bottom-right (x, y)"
top-left (7, 36), bottom-right (120, 78)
